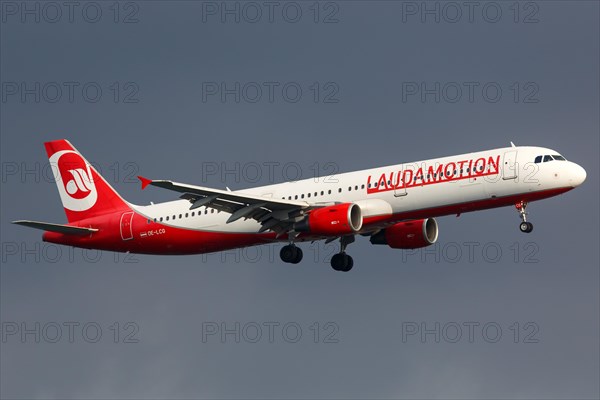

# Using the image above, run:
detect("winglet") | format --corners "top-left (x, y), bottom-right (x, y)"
top-left (138, 176), bottom-right (153, 190)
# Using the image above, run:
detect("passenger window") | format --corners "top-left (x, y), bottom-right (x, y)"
top-left (361, 184), bottom-right (365, 189)
top-left (544, 155), bottom-right (553, 162)
top-left (160, 217), bottom-right (163, 222)
top-left (314, 192), bottom-right (318, 196)
top-left (348, 187), bottom-right (352, 191)
top-left (328, 190), bottom-right (331, 194)
top-left (166, 216), bottom-right (169, 221)
top-left (338, 188), bottom-right (342, 193)
top-left (294, 195), bottom-right (298, 200)
top-left (321, 191), bottom-right (324, 195)
top-left (185, 213), bottom-right (188, 218)
top-left (307, 193), bottom-right (311, 198)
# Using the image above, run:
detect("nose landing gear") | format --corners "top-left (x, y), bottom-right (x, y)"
top-left (516, 201), bottom-right (533, 233)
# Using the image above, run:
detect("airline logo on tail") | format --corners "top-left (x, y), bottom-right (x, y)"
top-left (50, 150), bottom-right (98, 211)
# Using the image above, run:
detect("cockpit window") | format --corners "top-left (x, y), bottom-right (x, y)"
top-left (536, 154), bottom-right (566, 163)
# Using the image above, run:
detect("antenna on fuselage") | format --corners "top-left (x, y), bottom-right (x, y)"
top-left (510, 141), bottom-right (516, 147)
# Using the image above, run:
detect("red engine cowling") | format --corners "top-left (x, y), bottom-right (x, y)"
top-left (295, 203), bottom-right (363, 236)
top-left (370, 218), bottom-right (438, 249)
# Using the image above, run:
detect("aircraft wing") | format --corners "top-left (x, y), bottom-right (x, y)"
top-left (138, 176), bottom-right (313, 235)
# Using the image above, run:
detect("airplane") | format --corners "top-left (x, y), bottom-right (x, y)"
top-left (13, 139), bottom-right (586, 271)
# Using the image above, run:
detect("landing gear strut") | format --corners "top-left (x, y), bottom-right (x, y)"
top-left (280, 244), bottom-right (303, 264)
top-left (515, 201), bottom-right (533, 233)
top-left (331, 236), bottom-right (354, 272)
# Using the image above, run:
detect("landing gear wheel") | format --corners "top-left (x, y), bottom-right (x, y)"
top-left (331, 252), bottom-right (353, 272)
top-left (280, 245), bottom-right (302, 264)
top-left (519, 222), bottom-right (533, 233)
top-left (343, 255), bottom-right (354, 272)
top-left (291, 247), bottom-right (303, 264)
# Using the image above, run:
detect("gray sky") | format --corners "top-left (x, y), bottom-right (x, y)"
top-left (1, 1), bottom-right (598, 399)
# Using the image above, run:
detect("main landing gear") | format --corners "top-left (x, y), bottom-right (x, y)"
top-left (331, 236), bottom-right (354, 272)
top-left (516, 201), bottom-right (533, 233)
top-left (280, 244), bottom-right (303, 264)
top-left (280, 235), bottom-right (356, 272)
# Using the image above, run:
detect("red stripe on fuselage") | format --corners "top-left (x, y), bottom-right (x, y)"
top-left (43, 186), bottom-right (573, 255)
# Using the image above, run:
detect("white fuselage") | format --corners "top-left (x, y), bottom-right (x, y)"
top-left (131, 146), bottom-right (586, 235)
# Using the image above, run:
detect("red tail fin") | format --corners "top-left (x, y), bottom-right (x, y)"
top-left (45, 140), bottom-right (131, 223)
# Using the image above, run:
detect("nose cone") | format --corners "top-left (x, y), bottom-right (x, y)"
top-left (569, 163), bottom-right (587, 187)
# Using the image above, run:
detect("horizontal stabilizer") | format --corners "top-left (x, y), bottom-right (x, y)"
top-left (12, 220), bottom-right (98, 235)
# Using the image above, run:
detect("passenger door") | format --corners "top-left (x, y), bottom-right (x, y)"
top-left (502, 150), bottom-right (518, 180)
top-left (120, 211), bottom-right (134, 241)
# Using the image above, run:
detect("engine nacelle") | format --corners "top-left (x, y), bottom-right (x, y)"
top-left (295, 203), bottom-right (363, 236)
top-left (370, 218), bottom-right (438, 249)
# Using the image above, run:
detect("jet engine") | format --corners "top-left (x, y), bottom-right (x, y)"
top-left (370, 218), bottom-right (438, 249)
top-left (295, 203), bottom-right (362, 236)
